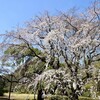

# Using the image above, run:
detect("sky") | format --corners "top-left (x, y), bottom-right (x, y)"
top-left (0, 0), bottom-right (94, 34)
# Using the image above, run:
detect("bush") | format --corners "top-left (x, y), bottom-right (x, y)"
top-left (0, 77), bottom-right (5, 96)
top-left (45, 95), bottom-right (100, 100)
top-left (82, 91), bottom-right (91, 97)
top-left (0, 89), bottom-right (4, 96)
top-left (97, 81), bottom-right (100, 92)
top-left (82, 83), bottom-right (93, 97)
top-left (14, 85), bottom-right (29, 93)
top-left (45, 95), bottom-right (68, 100)
top-left (79, 97), bottom-right (99, 100)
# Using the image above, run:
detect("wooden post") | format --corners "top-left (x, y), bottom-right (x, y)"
top-left (8, 74), bottom-right (13, 100)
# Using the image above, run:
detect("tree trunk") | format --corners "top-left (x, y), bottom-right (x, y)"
top-left (71, 90), bottom-right (79, 100)
top-left (72, 94), bottom-right (78, 100)
top-left (8, 75), bottom-right (13, 100)
top-left (37, 89), bottom-right (44, 100)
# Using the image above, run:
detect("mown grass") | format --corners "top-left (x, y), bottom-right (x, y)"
top-left (3, 93), bottom-right (35, 100)
top-left (0, 93), bottom-right (99, 100)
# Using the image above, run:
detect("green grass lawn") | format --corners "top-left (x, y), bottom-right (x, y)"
top-left (2, 93), bottom-right (35, 100)
top-left (0, 93), bottom-right (99, 100)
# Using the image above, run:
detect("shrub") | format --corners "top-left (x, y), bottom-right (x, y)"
top-left (97, 81), bottom-right (100, 92)
top-left (0, 77), bottom-right (5, 96)
top-left (45, 95), bottom-right (68, 100)
top-left (0, 89), bottom-right (4, 96)
top-left (82, 91), bottom-right (91, 97)
top-left (79, 96), bottom-right (99, 100)
top-left (82, 83), bottom-right (93, 97)
top-left (45, 95), bottom-right (100, 100)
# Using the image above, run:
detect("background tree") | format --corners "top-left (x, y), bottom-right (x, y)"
top-left (0, 76), bottom-right (5, 96)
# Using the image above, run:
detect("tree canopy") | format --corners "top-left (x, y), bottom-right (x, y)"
top-left (0, 1), bottom-right (100, 100)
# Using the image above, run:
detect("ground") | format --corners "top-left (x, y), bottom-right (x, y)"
top-left (0, 93), bottom-right (35, 100)
top-left (0, 93), bottom-right (99, 100)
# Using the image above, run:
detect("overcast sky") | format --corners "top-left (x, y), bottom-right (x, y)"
top-left (0, 0), bottom-right (94, 34)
